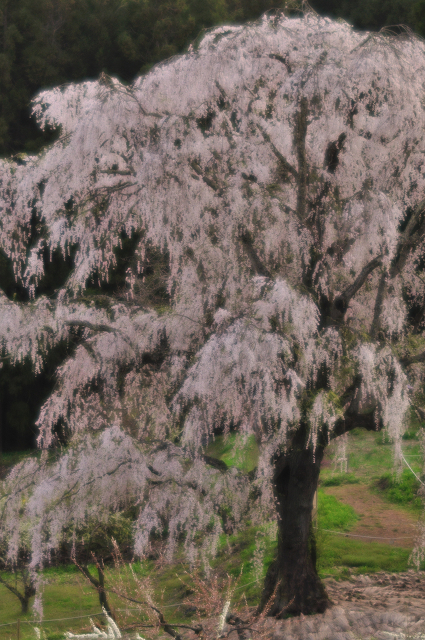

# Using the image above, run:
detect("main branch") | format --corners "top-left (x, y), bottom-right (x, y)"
top-left (331, 254), bottom-right (383, 322)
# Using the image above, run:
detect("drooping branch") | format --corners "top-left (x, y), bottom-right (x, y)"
top-left (65, 320), bottom-right (135, 350)
top-left (146, 472), bottom-right (207, 495)
top-left (338, 410), bottom-right (377, 434)
top-left (45, 459), bottom-right (137, 508)
top-left (0, 574), bottom-right (28, 606)
top-left (412, 403), bottom-right (425, 422)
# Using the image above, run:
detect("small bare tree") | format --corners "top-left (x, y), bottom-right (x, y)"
top-left (0, 556), bottom-right (36, 614)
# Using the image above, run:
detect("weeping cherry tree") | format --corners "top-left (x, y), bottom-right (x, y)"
top-left (2, 7), bottom-right (425, 618)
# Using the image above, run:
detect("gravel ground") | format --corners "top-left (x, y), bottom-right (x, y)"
top-left (257, 571), bottom-right (425, 640)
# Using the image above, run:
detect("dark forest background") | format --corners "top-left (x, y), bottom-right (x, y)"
top-left (0, 0), bottom-right (423, 452)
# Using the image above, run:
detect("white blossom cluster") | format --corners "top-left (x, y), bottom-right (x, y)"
top-left (0, 10), bottom-right (424, 570)
top-left (0, 426), bottom-right (250, 571)
top-left (46, 607), bottom-right (136, 640)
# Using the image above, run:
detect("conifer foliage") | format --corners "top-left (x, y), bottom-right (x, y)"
top-left (2, 8), bottom-right (425, 616)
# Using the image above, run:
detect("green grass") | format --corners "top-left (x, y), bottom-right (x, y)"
top-left (315, 428), bottom-right (423, 579)
top-left (317, 534), bottom-right (412, 578)
top-left (317, 490), bottom-right (358, 532)
top-left (320, 427), bottom-right (423, 511)
top-left (0, 566), bottom-right (103, 640)
top-left (315, 492), bottom-right (413, 578)
top-left (205, 433), bottom-right (259, 473)
top-left (321, 473), bottom-right (360, 487)
top-left (0, 560), bottom-right (197, 640)
top-left (320, 428), bottom-right (422, 485)
top-left (374, 469), bottom-right (422, 511)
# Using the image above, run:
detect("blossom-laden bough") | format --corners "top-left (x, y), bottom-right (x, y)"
top-left (2, 3), bottom-right (425, 617)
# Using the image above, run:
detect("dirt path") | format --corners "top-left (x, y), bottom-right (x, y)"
top-left (323, 484), bottom-right (419, 548)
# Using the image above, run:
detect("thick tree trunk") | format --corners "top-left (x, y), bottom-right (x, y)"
top-left (258, 427), bottom-right (330, 617)
top-left (97, 567), bottom-right (114, 618)
top-left (20, 593), bottom-right (31, 614)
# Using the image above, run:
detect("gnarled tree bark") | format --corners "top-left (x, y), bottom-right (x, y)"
top-left (258, 424), bottom-right (328, 617)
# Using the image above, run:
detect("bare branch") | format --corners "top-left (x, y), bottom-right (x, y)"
top-left (102, 586), bottom-right (193, 640)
